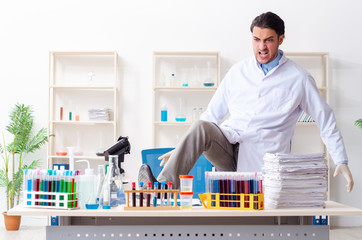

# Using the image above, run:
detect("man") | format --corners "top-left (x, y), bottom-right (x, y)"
top-left (139, 12), bottom-right (354, 192)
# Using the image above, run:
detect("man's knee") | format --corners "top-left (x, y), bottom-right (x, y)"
top-left (192, 120), bottom-right (215, 132)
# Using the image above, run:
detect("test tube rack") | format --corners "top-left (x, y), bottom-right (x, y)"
top-left (199, 193), bottom-right (264, 211)
top-left (23, 191), bottom-right (79, 210)
top-left (124, 189), bottom-right (180, 210)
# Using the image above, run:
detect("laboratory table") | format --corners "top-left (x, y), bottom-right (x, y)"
top-left (8, 201), bottom-right (362, 240)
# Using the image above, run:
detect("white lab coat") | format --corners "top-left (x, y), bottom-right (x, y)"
top-left (200, 50), bottom-right (347, 172)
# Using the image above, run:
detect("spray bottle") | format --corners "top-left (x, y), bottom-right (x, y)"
top-left (76, 160), bottom-right (97, 208)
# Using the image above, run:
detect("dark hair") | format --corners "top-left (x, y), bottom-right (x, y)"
top-left (250, 12), bottom-right (285, 36)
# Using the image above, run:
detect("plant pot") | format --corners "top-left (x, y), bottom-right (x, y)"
top-left (2, 211), bottom-right (21, 231)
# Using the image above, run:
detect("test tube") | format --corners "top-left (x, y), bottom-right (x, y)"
top-left (153, 182), bottom-right (158, 207)
top-left (167, 182), bottom-right (172, 206)
top-left (131, 182), bottom-right (136, 207)
top-left (160, 182), bottom-right (166, 206)
top-left (146, 182), bottom-right (152, 207)
top-left (244, 173), bottom-right (250, 208)
top-left (253, 172), bottom-right (259, 210)
top-left (139, 182), bottom-right (144, 207)
top-left (60, 107), bottom-right (63, 120)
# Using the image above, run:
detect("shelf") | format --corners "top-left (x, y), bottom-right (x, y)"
top-left (51, 51), bottom-right (117, 56)
top-left (154, 87), bottom-right (217, 91)
top-left (50, 86), bottom-right (116, 90)
top-left (51, 121), bottom-right (115, 125)
top-left (49, 155), bottom-right (105, 161)
top-left (284, 52), bottom-right (329, 57)
top-left (154, 121), bottom-right (193, 126)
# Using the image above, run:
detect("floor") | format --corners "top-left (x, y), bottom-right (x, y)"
top-left (1, 226), bottom-right (362, 240)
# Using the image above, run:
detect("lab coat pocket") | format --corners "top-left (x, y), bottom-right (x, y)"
top-left (264, 88), bottom-right (292, 112)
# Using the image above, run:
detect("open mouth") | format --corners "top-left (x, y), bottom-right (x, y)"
top-left (259, 51), bottom-right (268, 59)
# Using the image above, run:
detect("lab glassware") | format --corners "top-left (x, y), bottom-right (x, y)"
top-left (67, 147), bottom-right (75, 171)
top-left (170, 73), bottom-right (176, 87)
top-left (175, 98), bottom-right (186, 122)
top-left (95, 165), bottom-right (105, 204)
top-left (161, 105), bottom-right (168, 122)
top-left (55, 132), bottom-right (67, 156)
top-left (100, 165), bottom-right (111, 209)
top-left (74, 131), bottom-right (83, 156)
top-left (96, 132), bottom-right (105, 156)
top-left (181, 71), bottom-right (188, 87)
top-left (109, 155), bottom-right (126, 207)
top-left (204, 62), bottom-right (214, 87)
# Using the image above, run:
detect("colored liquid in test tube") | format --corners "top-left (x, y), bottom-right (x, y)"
top-left (167, 182), bottom-right (172, 206)
top-left (139, 182), bottom-right (144, 207)
top-left (244, 174), bottom-right (250, 208)
top-left (153, 182), bottom-right (158, 207)
top-left (146, 182), bottom-right (152, 207)
top-left (132, 182), bottom-right (136, 207)
top-left (160, 182), bottom-right (165, 206)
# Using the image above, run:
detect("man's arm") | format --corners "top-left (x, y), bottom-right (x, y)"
top-left (300, 74), bottom-right (353, 192)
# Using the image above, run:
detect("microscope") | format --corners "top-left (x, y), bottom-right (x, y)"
top-left (104, 136), bottom-right (131, 174)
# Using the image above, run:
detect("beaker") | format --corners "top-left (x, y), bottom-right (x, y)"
top-left (175, 98), bottom-right (186, 122)
top-left (181, 70), bottom-right (188, 87)
top-left (96, 132), bottom-right (105, 156)
top-left (74, 131), bottom-right (83, 156)
top-left (56, 131), bottom-right (67, 156)
top-left (204, 62), bottom-right (215, 87)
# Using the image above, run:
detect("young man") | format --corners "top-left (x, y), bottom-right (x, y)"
top-left (139, 12), bottom-right (354, 192)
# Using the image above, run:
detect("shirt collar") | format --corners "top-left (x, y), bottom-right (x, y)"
top-left (259, 50), bottom-right (283, 75)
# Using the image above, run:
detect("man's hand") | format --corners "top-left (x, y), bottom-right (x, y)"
top-left (158, 149), bottom-right (175, 167)
top-left (333, 163), bottom-right (354, 192)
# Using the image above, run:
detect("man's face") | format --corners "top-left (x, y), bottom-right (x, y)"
top-left (252, 26), bottom-right (284, 64)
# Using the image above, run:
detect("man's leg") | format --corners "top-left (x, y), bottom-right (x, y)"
top-left (157, 120), bottom-right (238, 188)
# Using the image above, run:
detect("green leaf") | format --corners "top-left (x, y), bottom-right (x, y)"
top-left (0, 169), bottom-right (9, 187)
top-left (25, 128), bottom-right (48, 153)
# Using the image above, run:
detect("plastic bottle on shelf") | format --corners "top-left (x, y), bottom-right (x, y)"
top-left (170, 73), bottom-right (176, 87)
top-left (76, 160), bottom-right (97, 208)
top-left (161, 105), bottom-right (168, 122)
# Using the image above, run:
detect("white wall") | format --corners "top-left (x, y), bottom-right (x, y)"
top-left (1, 0), bottom-right (361, 227)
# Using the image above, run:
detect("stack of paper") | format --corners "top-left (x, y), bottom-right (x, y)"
top-left (263, 153), bottom-right (328, 208)
top-left (88, 108), bottom-right (111, 121)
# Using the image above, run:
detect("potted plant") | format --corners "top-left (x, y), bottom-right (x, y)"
top-left (0, 103), bottom-right (48, 230)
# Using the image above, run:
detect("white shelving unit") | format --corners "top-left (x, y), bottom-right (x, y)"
top-left (48, 51), bottom-right (118, 169)
top-left (152, 52), bottom-right (220, 147)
